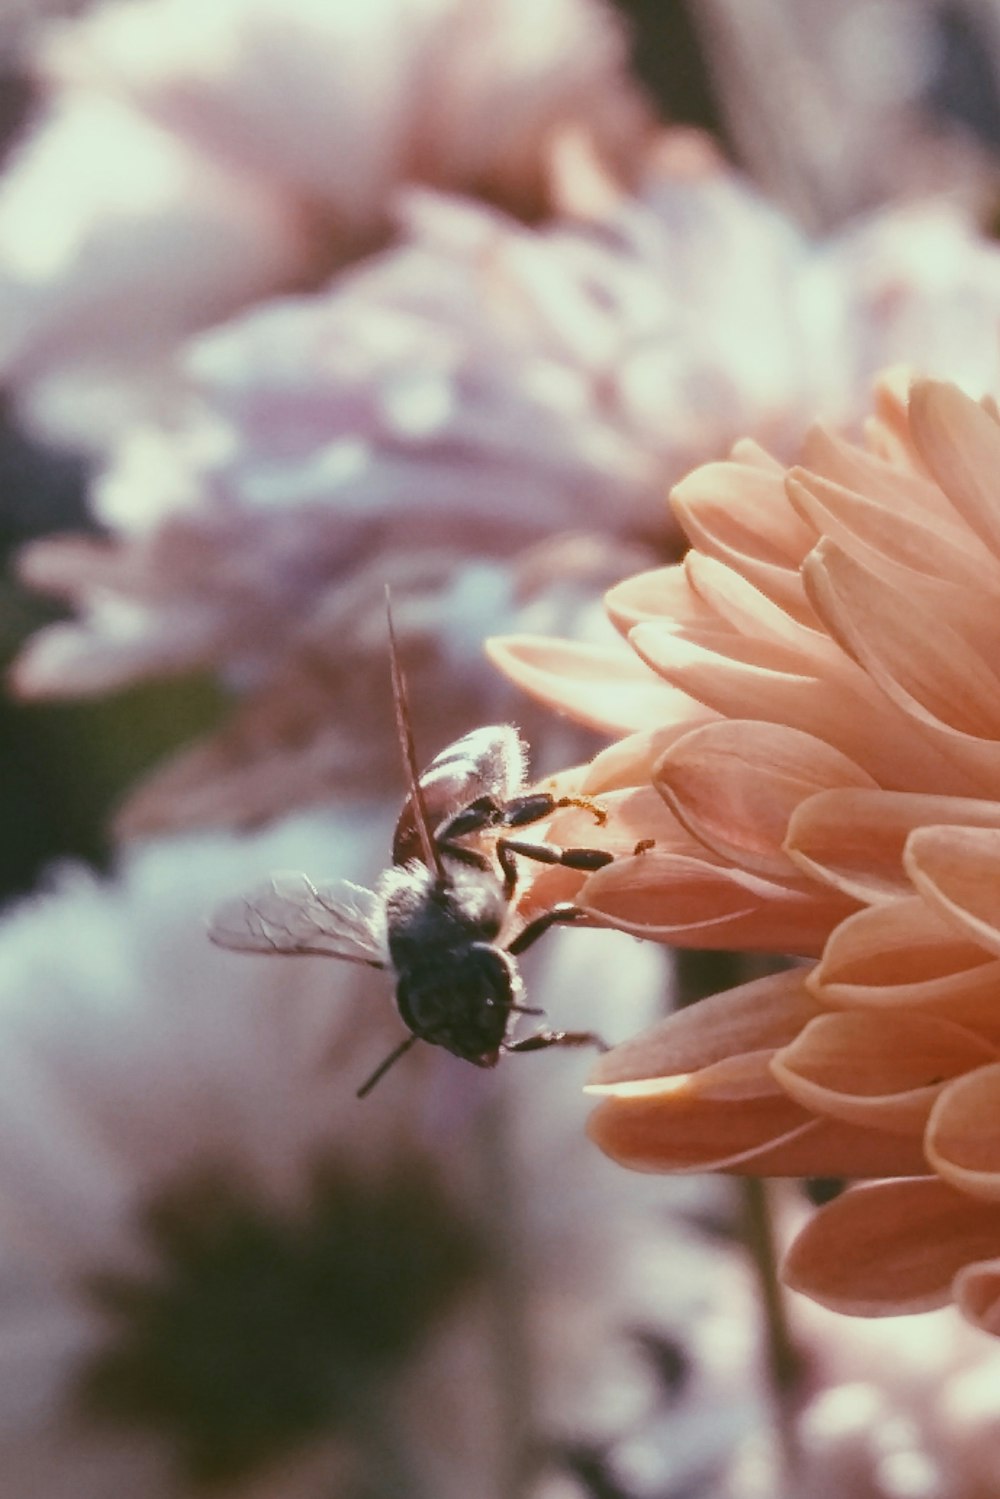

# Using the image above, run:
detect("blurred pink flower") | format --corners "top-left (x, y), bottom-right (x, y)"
top-left (15, 166), bottom-right (1000, 831)
top-left (0, 0), bottom-right (650, 441)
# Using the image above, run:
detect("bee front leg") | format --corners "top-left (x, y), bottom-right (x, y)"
top-left (505, 901), bottom-right (589, 955)
top-left (505, 1029), bottom-right (609, 1055)
top-left (500, 791), bottom-right (608, 829)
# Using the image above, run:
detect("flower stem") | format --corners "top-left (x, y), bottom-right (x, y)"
top-left (739, 1177), bottom-right (803, 1476)
top-left (475, 1091), bottom-right (537, 1499)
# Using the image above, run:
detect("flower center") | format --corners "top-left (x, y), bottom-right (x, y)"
top-left (75, 1161), bottom-right (479, 1489)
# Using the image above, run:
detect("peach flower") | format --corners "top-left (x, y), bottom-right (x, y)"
top-left (491, 376), bottom-right (1000, 1334)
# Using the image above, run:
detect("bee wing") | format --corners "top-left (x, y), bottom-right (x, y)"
top-left (208, 872), bottom-right (389, 967)
top-left (393, 725), bottom-right (526, 865)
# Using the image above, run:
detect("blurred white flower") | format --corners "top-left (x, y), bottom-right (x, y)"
top-left (784, 1296), bottom-right (1000, 1499)
top-left (0, 792), bottom-right (764, 1498)
top-left (0, 0), bottom-right (649, 441)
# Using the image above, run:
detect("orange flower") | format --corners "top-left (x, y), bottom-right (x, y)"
top-left (491, 376), bottom-right (1000, 1332)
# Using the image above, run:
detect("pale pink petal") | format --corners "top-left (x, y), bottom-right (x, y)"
top-left (604, 565), bottom-right (715, 634)
top-left (803, 538), bottom-right (1000, 791)
top-left (589, 966), bottom-right (821, 1085)
top-left (786, 789), bottom-right (1000, 905)
top-left (787, 466), bottom-right (997, 593)
top-left (578, 850), bottom-right (856, 955)
top-left (954, 1256), bottom-right (1000, 1335)
top-left (908, 379), bottom-right (1000, 562)
top-left (0, 95), bottom-right (310, 380)
top-left (655, 718), bottom-right (875, 879)
top-left (926, 1063), bottom-right (1000, 1202)
top-left (810, 897), bottom-right (1000, 1029)
top-left (905, 824), bottom-right (1000, 960)
top-left (772, 1011), bottom-right (998, 1137)
top-left (783, 1179), bottom-right (1000, 1316)
top-left (485, 635), bottom-right (674, 734)
top-left (588, 1086), bottom-right (929, 1176)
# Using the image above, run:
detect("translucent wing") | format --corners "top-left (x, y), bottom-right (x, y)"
top-left (208, 872), bottom-right (389, 966)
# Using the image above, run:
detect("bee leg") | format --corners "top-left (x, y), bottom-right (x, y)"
top-left (500, 791), bottom-right (608, 829)
top-left (505, 1029), bottom-right (609, 1055)
top-left (435, 795), bottom-right (504, 842)
top-left (496, 837), bottom-right (610, 898)
top-left (506, 901), bottom-right (588, 955)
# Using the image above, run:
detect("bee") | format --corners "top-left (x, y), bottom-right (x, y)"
top-left (209, 604), bottom-right (614, 1098)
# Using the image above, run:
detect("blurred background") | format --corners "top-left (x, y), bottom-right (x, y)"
top-left (1, 2), bottom-right (1000, 1496)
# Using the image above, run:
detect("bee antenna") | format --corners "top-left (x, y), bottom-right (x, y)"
top-left (385, 586), bottom-right (445, 880)
top-left (356, 1034), bottom-right (418, 1099)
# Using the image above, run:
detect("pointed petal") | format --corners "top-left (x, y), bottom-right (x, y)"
top-left (589, 967), bottom-right (821, 1085)
top-left (909, 379), bottom-right (1000, 561)
top-left (905, 825), bottom-right (1000, 959)
top-left (927, 1064), bottom-right (1000, 1202)
top-left (579, 851), bottom-right (854, 955)
top-left (655, 719), bottom-right (875, 879)
top-left (783, 1178), bottom-right (1000, 1315)
top-left (787, 468), bottom-right (995, 592)
top-left (798, 423), bottom-right (949, 519)
top-left (485, 635), bottom-right (674, 733)
top-left (683, 552), bottom-right (829, 658)
top-left (803, 538), bottom-right (1000, 744)
top-left (954, 1257), bottom-right (1000, 1335)
top-left (772, 1011), bottom-right (998, 1136)
top-left (580, 717), bottom-right (718, 795)
top-left (605, 565), bottom-right (715, 633)
top-left (589, 1089), bottom-right (928, 1176)
top-left (786, 790), bottom-right (1000, 904)
top-left (629, 614), bottom-right (972, 797)
top-left (670, 459), bottom-right (815, 620)
top-left (811, 897), bottom-right (1000, 1026)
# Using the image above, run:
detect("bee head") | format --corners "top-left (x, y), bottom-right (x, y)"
top-left (395, 945), bottom-right (517, 1063)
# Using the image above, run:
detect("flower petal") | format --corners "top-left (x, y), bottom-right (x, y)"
top-left (798, 422), bottom-right (950, 519)
top-left (927, 1063), bottom-right (1000, 1202)
top-left (485, 635), bottom-right (675, 733)
top-left (783, 1178), bottom-right (1000, 1315)
top-left (787, 467), bottom-right (996, 592)
top-left (772, 1011), bottom-right (998, 1136)
top-left (909, 379), bottom-right (1000, 562)
top-left (954, 1256), bottom-right (1000, 1335)
top-left (579, 851), bottom-right (855, 955)
top-left (803, 539), bottom-right (1000, 788)
top-left (670, 458), bottom-right (814, 620)
top-left (588, 1087), bottom-right (929, 1175)
top-left (905, 824), bottom-right (1000, 959)
top-left (579, 716), bottom-right (719, 795)
top-left (589, 966), bottom-right (820, 1085)
top-left (786, 789), bottom-right (1000, 904)
top-left (655, 719), bottom-right (875, 879)
top-left (605, 565), bottom-right (715, 633)
top-left (810, 897), bottom-right (1000, 1027)
top-left (630, 614), bottom-right (971, 797)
